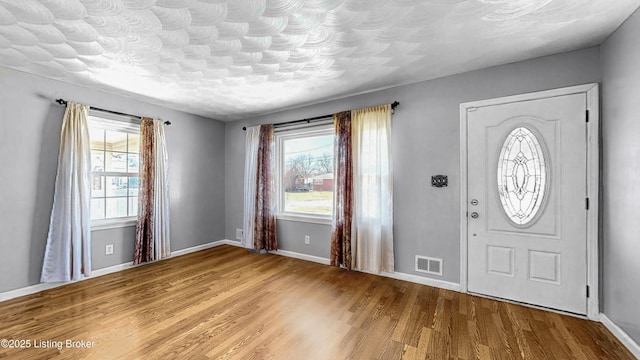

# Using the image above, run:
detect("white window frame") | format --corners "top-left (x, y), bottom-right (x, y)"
top-left (89, 111), bottom-right (140, 231)
top-left (275, 125), bottom-right (334, 225)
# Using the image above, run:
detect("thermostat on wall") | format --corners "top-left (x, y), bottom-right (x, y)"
top-left (431, 175), bottom-right (448, 188)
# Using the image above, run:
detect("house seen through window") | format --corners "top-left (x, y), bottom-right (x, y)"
top-left (89, 115), bottom-right (140, 221)
top-left (278, 126), bottom-right (334, 218)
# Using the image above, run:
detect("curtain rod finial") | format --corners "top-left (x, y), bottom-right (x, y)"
top-left (164, 120), bottom-right (171, 126)
top-left (243, 126), bottom-right (247, 131)
top-left (55, 98), bottom-right (67, 105)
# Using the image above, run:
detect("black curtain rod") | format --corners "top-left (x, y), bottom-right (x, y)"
top-left (55, 99), bottom-right (171, 126)
top-left (242, 101), bottom-right (399, 131)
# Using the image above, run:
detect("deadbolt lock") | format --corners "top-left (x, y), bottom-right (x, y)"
top-left (470, 199), bottom-right (478, 206)
top-left (470, 212), bottom-right (479, 219)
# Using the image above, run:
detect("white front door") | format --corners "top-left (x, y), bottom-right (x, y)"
top-left (464, 89), bottom-right (592, 315)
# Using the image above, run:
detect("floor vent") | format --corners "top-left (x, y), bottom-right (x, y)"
top-left (415, 255), bottom-right (443, 276)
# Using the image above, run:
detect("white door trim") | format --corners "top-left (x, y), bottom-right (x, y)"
top-left (459, 83), bottom-right (600, 320)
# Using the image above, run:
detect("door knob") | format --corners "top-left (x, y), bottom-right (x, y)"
top-left (470, 212), bottom-right (479, 219)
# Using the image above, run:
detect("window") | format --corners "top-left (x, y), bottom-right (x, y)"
top-left (276, 126), bottom-right (334, 222)
top-left (89, 114), bottom-right (140, 227)
top-left (497, 126), bottom-right (547, 225)
top-left (498, 127), bottom-right (547, 225)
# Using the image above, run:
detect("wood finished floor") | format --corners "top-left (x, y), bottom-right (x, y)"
top-left (0, 245), bottom-right (634, 360)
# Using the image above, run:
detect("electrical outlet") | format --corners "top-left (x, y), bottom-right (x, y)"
top-left (304, 235), bottom-right (310, 245)
top-left (236, 228), bottom-right (243, 240)
top-left (105, 244), bottom-right (114, 255)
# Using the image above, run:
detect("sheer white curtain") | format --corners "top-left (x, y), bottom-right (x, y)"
top-left (242, 126), bottom-right (260, 249)
top-left (152, 119), bottom-right (171, 259)
top-left (352, 104), bottom-right (394, 274)
top-left (41, 102), bottom-right (92, 282)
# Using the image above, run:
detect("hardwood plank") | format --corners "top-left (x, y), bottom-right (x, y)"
top-left (0, 245), bottom-right (634, 360)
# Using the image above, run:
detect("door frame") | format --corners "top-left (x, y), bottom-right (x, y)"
top-left (459, 83), bottom-right (600, 320)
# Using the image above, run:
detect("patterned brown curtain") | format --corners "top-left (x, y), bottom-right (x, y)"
top-left (330, 111), bottom-right (353, 270)
top-left (254, 124), bottom-right (278, 251)
top-left (134, 118), bottom-right (155, 264)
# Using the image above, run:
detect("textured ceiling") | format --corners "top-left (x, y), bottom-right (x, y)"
top-left (0, 0), bottom-right (638, 121)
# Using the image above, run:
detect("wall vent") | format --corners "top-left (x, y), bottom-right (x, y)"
top-left (415, 255), bottom-right (443, 276)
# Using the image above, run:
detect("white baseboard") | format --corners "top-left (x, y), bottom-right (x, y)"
top-left (271, 249), bottom-right (331, 265)
top-left (0, 282), bottom-right (63, 303)
top-left (171, 239), bottom-right (227, 256)
top-left (600, 314), bottom-right (640, 358)
top-left (91, 261), bottom-right (135, 277)
top-left (269, 248), bottom-right (461, 292)
top-left (380, 270), bottom-right (462, 292)
top-left (219, 239), bottom-right (245, 248)
top-left (0, 264), bottom-right (140, 303)
top-left (0, 239), bottom-right (229, 303)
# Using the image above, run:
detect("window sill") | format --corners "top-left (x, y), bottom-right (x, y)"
top-left (92, 217), bottom-right (137, 231)
top-left (276, 214), bottom-right (332, 226)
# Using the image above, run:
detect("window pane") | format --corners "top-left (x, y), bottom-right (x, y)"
top-left (106, 197), bottom-right (128, 218)
top-left (282, 134), bottom-right (334, 215)
top-left (129, 197), bottom-right (138, 217)
top-left (128, 177), bottom-right (139, 196)
top-left (91, 198), bottom-right (105, 220)
top-left (128, 133), bottom-right (140, 153)
top-left (91, 150), bottom-right (104, 172)
top-left (89, 117), bottom-right (140, 222)
top-left (92, 175), bottom-right (105, 198)
top-left (90, 128), bottom-right (105, 150)
top-left (106, 176), bottom-right (128, 197)
top-left (284, 191), bottom-right (333, 214)
top-left (105, 130), bottom-right (128, 152)
top-left (105, 151), bottom-right (127, 172)
top-left (128, 153), bottom-right (139, 173)
top-left (497, 127), bottom-right (547, 225)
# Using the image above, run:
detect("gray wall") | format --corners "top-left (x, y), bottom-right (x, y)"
top-left (601, 7), bottom-right (640, 343)
top-left (225, 47), bottom-right (602, 282)
top-left (0, 67), bottom-right (226, 293)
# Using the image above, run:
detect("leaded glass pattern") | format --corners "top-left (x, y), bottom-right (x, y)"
top-left (497, 127), bottom-right (547, 225)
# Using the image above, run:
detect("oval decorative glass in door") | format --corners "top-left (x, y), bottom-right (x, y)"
top-left (497, 127), bottom-right (547, 225)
